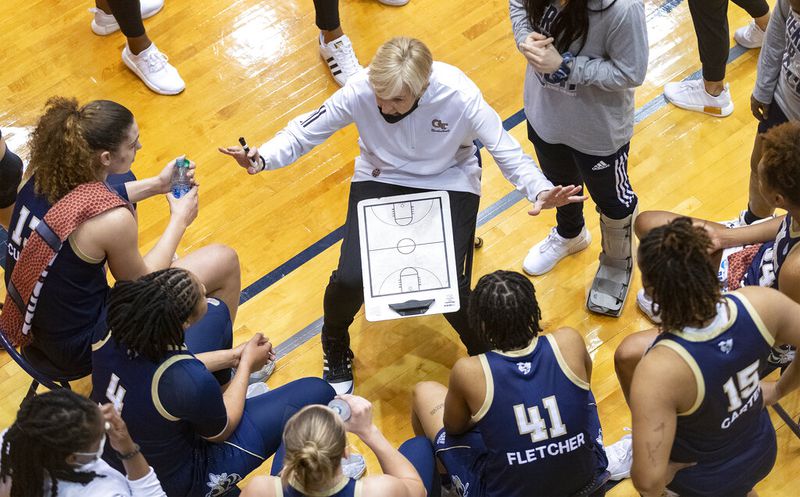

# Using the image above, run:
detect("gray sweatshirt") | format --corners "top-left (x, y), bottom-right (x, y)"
top-left (752, 0), bottom-right (800, 121)
top-left (510, 0), bottom-right (648, 155)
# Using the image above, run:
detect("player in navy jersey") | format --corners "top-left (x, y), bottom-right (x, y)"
top-left (5, 97), bottom-right (241, 378)
top-left (91, 268), bottom-right (336, 497)
top-left (628, 218), bottom-right (800, 497)
top-left (411, 270), bottom-right (628, 497)
top-left (242, 395), bottom-right (433, 497)
top-left (616, 121), bottom-right (800, 402)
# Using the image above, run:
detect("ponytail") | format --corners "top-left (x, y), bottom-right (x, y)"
top-left (281, 406), bottom-right (346, 493)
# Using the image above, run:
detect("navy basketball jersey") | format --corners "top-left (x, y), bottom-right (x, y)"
top-left (91, 331), bottom-right (228, 497)
top-left (279, 477), bottom-right (360, 497)
top-left (474, 335), bottom-right (607, 497)
top-left (4, 177), bottom-right (128, 350)
top-left (650, 293), bottom-right (776, 466)
top-left (744, 214), bottom-right (800, 289)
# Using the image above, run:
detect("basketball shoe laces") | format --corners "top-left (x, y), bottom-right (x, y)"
top-left (331, 41), bottom-right (359, 78)
top-left (141, 49), bottom-right (169, 73)
top-left (324, 339), bottom-right (353, 381)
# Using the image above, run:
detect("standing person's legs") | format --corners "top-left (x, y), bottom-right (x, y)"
top-left (523, 123), bottom-right (590, 276)
top-left (314, 0), bottom-right (362, 86)
top-left (95, 0), bottom-right (185, 94)
top-left (442, 190), bottom-right (486, 355)
top-left (731, 0), bottom-right (771, 48)
top-left (746, 104), bottom-right (790, 221)
top-left (573, 143), bottom-right (638, 316)
top-left (664, 0), bottom-right (734, 116)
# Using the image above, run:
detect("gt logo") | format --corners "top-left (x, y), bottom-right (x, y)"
top-left (431, 118), bottom-right (449, 132)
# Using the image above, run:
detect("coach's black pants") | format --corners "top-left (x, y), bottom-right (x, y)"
top-left (105, 0), bottom-right (146, 38)
top-left (314, 0), bottom-right (341, 31)
top-left (687, 0), bottom-right (769, 81)
top-left (527, 122), bottom-right (638, 239)
top-left (322, 180), bottom-right (487, 356)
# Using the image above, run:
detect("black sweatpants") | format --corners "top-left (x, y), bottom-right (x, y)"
top-left (527, 122), bottom-right (638, 239)
top-left (313, 0), bottom-right (341, 31)
top-left (687, 0), bottom-right (769, 81)
top-left (321, 180), bottom-right (487, 356)
top-left (105, 0), bottom-right (145, 38)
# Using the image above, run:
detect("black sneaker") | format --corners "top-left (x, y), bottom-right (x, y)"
top-left (322, 340), bottom-right (354, 395)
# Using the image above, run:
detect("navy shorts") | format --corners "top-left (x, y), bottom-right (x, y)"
top-left (434, 428), bottom-right (488, 496)
top-left (184, 297), bottom-right (234, 384)
top-left (757, 102), bottom-right (790, 134)
top-left (192, 378), bottom-right (336, 496)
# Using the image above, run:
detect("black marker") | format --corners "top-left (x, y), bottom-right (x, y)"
top-left (238, 136), bottom-right (257, 167)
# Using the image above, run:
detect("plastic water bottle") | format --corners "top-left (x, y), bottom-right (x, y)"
top-left (171, 156), bottom-right (191, 198)
top-left (328, 399), bottom-right (351, 421)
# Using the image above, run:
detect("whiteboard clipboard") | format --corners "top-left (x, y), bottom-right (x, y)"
top-left (357, 191), bottom-right (460, 322)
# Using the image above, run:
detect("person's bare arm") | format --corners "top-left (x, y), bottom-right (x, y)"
top-left (630, 347), bottom-right (695, 497)
top-left (443, 357), bottom-right (483, 434)
top-left (777, 251), bottom-right (800, 305)
top-left (550, 327), bottom-right (592, 383)
top-left (715, 216), bottom-right (784, 248)
top-left (241, 476), bottom-right (278, 497)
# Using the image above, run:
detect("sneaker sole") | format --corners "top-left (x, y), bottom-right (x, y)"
top-left (122, 50), bottom-right (185, 95)
top-left (665, 93), bottom-right (734, 118)
top-left (734, 34), bottom-right (763, 49)
top-left (522, 235), bottom-right (592, 276)
top-left (91, 3), bottom-right (164, 35)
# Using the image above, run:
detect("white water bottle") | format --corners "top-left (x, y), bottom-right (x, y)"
top-left (328, 399), bottom-right (351, 421)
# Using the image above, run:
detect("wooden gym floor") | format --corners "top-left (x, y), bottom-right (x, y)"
top-left (1, 0), bottom-right (798, 494)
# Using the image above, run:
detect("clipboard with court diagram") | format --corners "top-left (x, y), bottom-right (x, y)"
top-left (357, 191), bottom-right (460, 322)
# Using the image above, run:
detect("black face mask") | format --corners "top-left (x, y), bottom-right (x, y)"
top-left (378, 98), bottom-right (420, 123)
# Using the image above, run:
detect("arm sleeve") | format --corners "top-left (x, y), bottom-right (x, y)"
top-left (127, 467), bottom-right (168, 497)
top-left (753, 0), bottom-right (788, 104)
top-left (0, 144), bottom-right (23, 209)
top-left (258, 85), bottom-right (356, 170)
top-left (568, 1), bottom-right (649, 91)
top-left (466, 92), bottom-right (554, 202)
top-left (157, 360), bottom-right (229, 439)
top-left (509, 0), bottom-right (533, 48)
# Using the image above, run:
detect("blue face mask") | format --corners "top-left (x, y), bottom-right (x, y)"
top-left (72, 433), bottom-right (106, 465)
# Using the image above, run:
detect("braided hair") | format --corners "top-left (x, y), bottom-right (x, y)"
top-left (108, 268), bottom-right (202, 362)
top-left (0, 390), bottom-right (103, 497)
top-left (638, 217), bottom-right (721, 332)
top-left (468, 270), bottom-right (543, 351)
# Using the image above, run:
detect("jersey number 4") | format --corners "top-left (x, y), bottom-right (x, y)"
top-left (513, 396), bottom-right (567, 442)
top-left (106, 374), bottom-right (127, 412)
top-left (722, 360), bottom-right (760, 412)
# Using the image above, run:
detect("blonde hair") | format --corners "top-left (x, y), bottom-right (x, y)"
top-left (281, 405), bottom-right (347, 494)
top-left (368, 37), bottom-right (433, 100)
top-left (27, 97), bottom-right (134, 204)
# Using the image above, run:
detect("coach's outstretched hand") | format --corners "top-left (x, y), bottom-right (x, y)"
top-left (528, 185), bottom-right (587, 216)
top-left (219, 145), bottom-right (264, 175)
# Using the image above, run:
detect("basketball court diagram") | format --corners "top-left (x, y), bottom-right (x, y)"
top-left (357, 191), bottom-right (460, 321)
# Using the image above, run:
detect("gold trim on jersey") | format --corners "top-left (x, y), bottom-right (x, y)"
top-left (789, 216), bottom-right (800, 238)
top-left (151, 355), bottom-right (195, 422)
top-left (668, 299), bottom-right (736, 342)
top-left (288, 475), bottom-right (349, 496)
top-left (730, 292), bottom-right (775, 347)
top-left (545, 334), bottom-right (590, 391)
top-left (354, 480), bottom-right (362, 497)
top-left (492, 337), bottom-right (538, 358)
top-left (91, 329), bottom-right (112, 351)
top-left (471, 354), bottom-right (494, 423)
top-left (224, 440), bottom-right (264, 460)
top-left (652, 340), bottom-right (705, 416)
top-left (68, 234), bottom-right (104, 264)
top-left (274, 477), bottom-right (283, 497)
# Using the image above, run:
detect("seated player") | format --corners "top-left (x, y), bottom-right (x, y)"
top-left (0, 390), bottom-right (167, 497)
top-left (0, 128), bottom-right (23, 230)
top-left (628, 218), bottom-right (800, 497)
top-left (4, 97), bottom-right (243, 380)
top-left (616, 121), bottom-right (800, 399)
top-left (411, 270), bottom-right (629, 497)
top-left (242, 394), bottom-right (434, 497)
top-left (91, 268), bottom-right (336, 497)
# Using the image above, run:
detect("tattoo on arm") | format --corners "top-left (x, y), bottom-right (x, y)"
top-left (646, 421), bottom-right (666, 466)
top-left (430, 403), bottom-right (444, 416)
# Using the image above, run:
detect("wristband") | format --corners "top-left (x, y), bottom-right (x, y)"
top-left (544, 52), bottom-right (574, 84)
top-left (254, 155), bottom-right (267, 173)
top-left (118, 444), bottom-right (141, 460)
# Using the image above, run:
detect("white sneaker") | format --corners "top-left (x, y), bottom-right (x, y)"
top-left (721, 210), bottom-right (748, 228)
top-left (319, 34), bottom-right (363, 86)
top-left (636, 289), bottom-right (661, 324)
top-left (122, 43), bottom-right (185, 95)
top-left (341, 453), bottom-right (367, 479)
top-left (664, 79), bottom-right (734, 117)
top-left (523, 226), bottom-right (592, 276)
top-left (734, 20), bottom-right (766, 49)
top-left (90, 0), bottom-right (165, 36)
top-left (233, 359), bottom-right (277, 385)
top-left (605, 434), bottom-right (633, 481)
top-left (246, 382), bottom-right (270, 398)
top-left (378, 0), bottom-right (410, 5)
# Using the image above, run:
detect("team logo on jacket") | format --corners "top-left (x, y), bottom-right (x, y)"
top-left (718, 339), bottom-right (734, 354)
top-left (431, 118), bottom-right (449, 132)
top-left (517, 362), bottom-right (532, 375)
top-left (205, 472), bottom-right (242, 497)
top-left (450, 475), bottom-right (470, 497)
